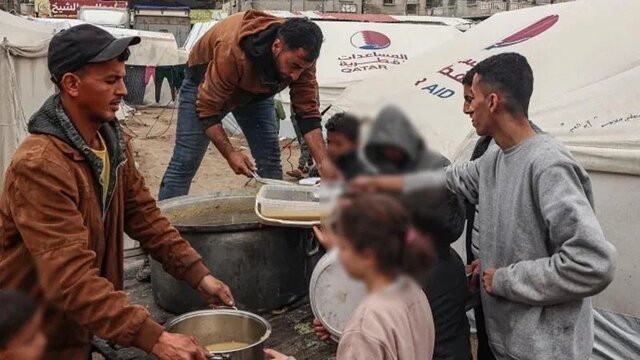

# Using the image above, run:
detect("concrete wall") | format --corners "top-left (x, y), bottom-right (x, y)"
top-left (428, 0), bottom-right (575, 18)
top-left (365, 0), bottom-right (426, 15)
top-left (250, 0), bottom-right (350, 12)
top-left (223, 0), bottom-right (439, 14)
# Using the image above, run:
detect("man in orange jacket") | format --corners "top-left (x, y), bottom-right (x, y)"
top-left (0, 24), bottom-right (233, 360)
top-left (158, 11), bottom-right (338, 202)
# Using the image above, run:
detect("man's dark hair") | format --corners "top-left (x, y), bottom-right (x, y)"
top-left (462, 66), bottom-right (477, 86)
top-left (277, 17), bottom-right (323, 62)
top-left (403, 188), bottom-right (465, 246)
top-left (473, 52), bottom-right (533, 116)
top-left (325, 112), bottom-right (360, 143)
top-left (0, 290), bottom-right (39, 349)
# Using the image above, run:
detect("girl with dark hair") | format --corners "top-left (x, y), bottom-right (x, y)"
top-left (0, 290), bottom-right (46, 360)
top-left (265, 194), bottom-right (436, 360)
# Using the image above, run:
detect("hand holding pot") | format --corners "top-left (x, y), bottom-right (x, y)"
top-left (152, 331), bottom-right (208, 360)
top-left (264, 348), bottom-right (294, 360)
top-left (197, 275), bottom-right (235, 307)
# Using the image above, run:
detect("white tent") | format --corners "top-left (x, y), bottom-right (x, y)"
top-left (29, 17), bottom-right (183, 106)
top-left (184, 19), bottom-right (462, 137)
top-left (183, 20), bottom-right (218, 52)
top-left (0, 11), bottom-right (56, 189)
top-left (332, 0), bottom-right (640, 357)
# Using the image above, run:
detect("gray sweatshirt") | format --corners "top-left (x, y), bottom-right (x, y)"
top-left (405, 133), bottom-right (617, 360)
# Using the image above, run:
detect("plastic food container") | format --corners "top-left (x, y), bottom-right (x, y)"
top-left (255, 185), bottom-right (331, 227)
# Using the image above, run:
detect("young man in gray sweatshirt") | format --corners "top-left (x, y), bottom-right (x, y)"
top-left (351, 53), bottom-right (617, 359)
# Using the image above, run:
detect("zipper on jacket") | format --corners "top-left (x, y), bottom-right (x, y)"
top-left (102, 158), bottom-right (127, 222)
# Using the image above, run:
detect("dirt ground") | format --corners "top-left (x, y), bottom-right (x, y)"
top-left (123, 106), bottom-right (302, 197)
top-left (122, 106), bottom-right (479, 360)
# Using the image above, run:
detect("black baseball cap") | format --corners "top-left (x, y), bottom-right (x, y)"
top-left (48, 24), bottom-right (141, 84)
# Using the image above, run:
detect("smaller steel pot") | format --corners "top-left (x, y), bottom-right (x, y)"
top-left (164, 309), bottom-right (271, 360)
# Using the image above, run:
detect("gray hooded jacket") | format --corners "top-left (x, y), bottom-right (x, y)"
top-left (364, 106), bottom-right (448, 174)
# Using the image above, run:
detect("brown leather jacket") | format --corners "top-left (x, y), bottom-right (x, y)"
top-left (189, 10), bottom-right (321, 133)
top-left (0, 96), bottom-right (211, 359)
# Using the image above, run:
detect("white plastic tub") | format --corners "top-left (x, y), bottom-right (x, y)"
top-left (255, 185), bottom-right (331, 227)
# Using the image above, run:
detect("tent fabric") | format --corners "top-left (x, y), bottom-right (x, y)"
top-left (0, 11), bottom-right (56, 190)
top-left (1, 12), bottom-right (184, 185)
top-left (183, 20), bottom-right (217, 52)
top-left (27, 17), bottom-right (182, 106)
top-left (280, 21), bottom-right (460, 131)
top-left (331, 0), bottom-right (640, 176)
top-left (29, 18), bottom-right (182, 66)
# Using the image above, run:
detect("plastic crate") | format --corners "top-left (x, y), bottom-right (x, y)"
top-left (255, 185), bottom-right (330, 226)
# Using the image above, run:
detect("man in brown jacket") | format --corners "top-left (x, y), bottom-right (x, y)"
top-left (158, 11), bottom-right (338, 201)
top-left (0, 24), bottom-right (233, 360)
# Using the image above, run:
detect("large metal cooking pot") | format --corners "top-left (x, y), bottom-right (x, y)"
top-left (151, 192), bottom-right (321, 314)
top-left (165, 309), bottom-right (271, 360)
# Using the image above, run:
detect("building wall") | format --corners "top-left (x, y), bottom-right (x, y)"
top-left (224, 0), bottom-right (427, 14)
top-left (427, 0), bottom-right (575, 18)
top-left (366, 0), bottom-right (426, 15)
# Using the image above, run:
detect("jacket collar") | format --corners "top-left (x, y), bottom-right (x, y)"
top-left (28, 94), bottom-right (128, 216)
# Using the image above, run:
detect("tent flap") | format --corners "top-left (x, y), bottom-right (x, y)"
top-left (332, 0), bottom-right (640, 176)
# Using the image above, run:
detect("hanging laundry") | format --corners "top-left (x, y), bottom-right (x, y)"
top-left (124, 65), bottom-right (146, 105)
top-left (144, 65), bottom-right (156, 87)
top-left (171, 64), bottom-right (187, 93)
top-left (154, 64), bottom-right (187, 103)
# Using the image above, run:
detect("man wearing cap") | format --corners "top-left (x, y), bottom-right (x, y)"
top-left (0, 24), bottom-right (233, 360)
top-left (158, 11), bottom-right (339, 202)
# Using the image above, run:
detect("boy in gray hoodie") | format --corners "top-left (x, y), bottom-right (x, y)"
top-left (351, 53), bottom-right (617, 359)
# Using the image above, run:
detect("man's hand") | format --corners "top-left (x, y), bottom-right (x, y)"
top-left (197, 275), bottom-right (234, 307)
top-left (313, 318), bottom-right (331, 341)
top-left (317, 158), bottom-right (341, 181)
top-left (151, 331), bottom-right (208, 360)
top-left (469, 259), bottom-right (481, 292)
top-left (350, 175), bottom-right (404, 193)
top-left (483, 268), bottom-right (496, 296)
top-left (264, 348), bottom-right (291, 360)
top-left (226, 150), bottom-right (256, 177)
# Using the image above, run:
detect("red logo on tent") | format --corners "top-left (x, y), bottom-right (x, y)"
top-left (350, 31), bottom-right (391, 50)
top-left (485, 15), bottom-right (559, 50)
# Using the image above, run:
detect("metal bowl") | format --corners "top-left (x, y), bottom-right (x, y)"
top-left (164, 309), bottom-right (271, 360)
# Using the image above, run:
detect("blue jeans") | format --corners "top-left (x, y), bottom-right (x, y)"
top-left (159, 77), bottom-right (282, 200)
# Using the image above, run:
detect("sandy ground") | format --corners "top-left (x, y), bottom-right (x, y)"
top-left (123, 107), bottom-right (302, 197)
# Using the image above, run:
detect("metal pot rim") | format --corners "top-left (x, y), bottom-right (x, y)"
top-left (164, 309), bottom-right (272, 353)
top-left (157, 194), bottom-right (262, 232)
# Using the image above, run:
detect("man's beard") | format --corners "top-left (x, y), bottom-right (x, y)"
top-left (272, 52), bottom-right (290, 82)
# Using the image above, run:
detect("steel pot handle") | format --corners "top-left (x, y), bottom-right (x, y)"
top-left (305, 229), bottom-right (319, 257)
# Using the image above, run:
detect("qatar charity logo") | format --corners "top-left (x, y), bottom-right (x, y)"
top-left (485, 14), bottom-right (559, 50)
top-left (350, 30), bottom-right (391, 50)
